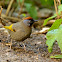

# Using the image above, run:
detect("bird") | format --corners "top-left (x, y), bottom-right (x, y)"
top-left (4, 17), bottom-right (38, 50)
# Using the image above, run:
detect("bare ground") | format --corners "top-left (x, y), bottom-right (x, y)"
top-left (0, 28), bottom-right (62, 62)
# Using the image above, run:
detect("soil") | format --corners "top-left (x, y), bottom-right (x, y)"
top-left (0, 27), bottom-right (62, 62)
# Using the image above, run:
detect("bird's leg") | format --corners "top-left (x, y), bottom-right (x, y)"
top-left (6, 34), bottom-right (12, 50)
top-left (23, 43), bottom-right (26, 51)
top-left (10, 39), bottom-right (12, 50)
top-left (0, 40), bottom-right (3, 50)
top-left (20, 42), bottom-right (26, 50)
top-left (5, 32), bottom-right (11, 45)
top-left (7, 33), bottom-right (12, 50)
top-left (7, 34), bottom-right (10, 41)
top-left (1, 42), bottom-right (3, 50)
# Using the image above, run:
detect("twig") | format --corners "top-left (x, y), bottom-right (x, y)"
top-left (32, 27), bottom-right (50, 34)
top-left (54, 0), bottom-right (59, 18)
top-left (1, 17), bottom-right (9, 23)
top-left (18, 0), bottom-right (25, 18)
top-left (0, 7), bottom-right (6, 26)
top-left (0, 6), bottom-right (3, 17)
top-left (2, 14), bottom-right (22, 22)
top-left (6, 0), bottom-right (14, 16)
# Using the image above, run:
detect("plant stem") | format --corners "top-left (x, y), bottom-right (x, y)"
top-left (6, 0), bottom-right (14, 16)
top-left (54, 0), bottom-right (59, 18)
top-left (0, 6), bottom-right (3, 17)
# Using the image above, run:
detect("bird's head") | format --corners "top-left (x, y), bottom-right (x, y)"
top-left (23, 17), bottom-right (38, 27)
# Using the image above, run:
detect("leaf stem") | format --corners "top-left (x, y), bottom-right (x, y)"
top-left (54, 0), bottom-right (59, 18)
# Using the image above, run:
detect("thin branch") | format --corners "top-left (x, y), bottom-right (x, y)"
top-left (56, 0), bottom-right (62, 18)
top-left (1, 17), bottom-right (9, 23)
top-left (0, 6), bottom-right (3, 17)
top-left (6, 0), bottom-right (14, 16)
top-left (54, 0), bottom-right (59, 18)
top-left (2, 14), bottom-right (22, 22)
top-left (0, 7), bottom-right (6, 26)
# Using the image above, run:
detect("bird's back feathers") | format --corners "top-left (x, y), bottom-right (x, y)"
top-left (9, 21), bottom-right (32, 41)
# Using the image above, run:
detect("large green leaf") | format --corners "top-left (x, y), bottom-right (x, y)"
top-left (46, 29), bottom-right (58, 53)
top-left (56, 25), bottom-right (62, 53)
top-left (49, 19), bottom-right (62, 31)
top-left (46, 25), bottom-right (62, 53)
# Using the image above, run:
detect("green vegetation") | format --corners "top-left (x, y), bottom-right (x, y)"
top-left (46, 25), bottom-right (62, 53)
top-left (17, 0), bottom-right (54, 19)
top-left (44, 4), bottom-right (62, 58)
top-left (3, 0), bottom-right (55, 19)
top-left (1, 0), bottom-right (62, 59)
top-left (43, 5), bottom-right (62, 26)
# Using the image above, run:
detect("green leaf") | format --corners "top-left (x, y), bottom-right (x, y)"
top-left (46, 29), bottom-right (58, 53)
top-left (56, 25), bottom-right (62, 53)
top-left (25, 3), bottom-right (37, 19)
top-left (46, 25), bottom-right (62, 53)
top-left (43, 15), bottom-right (57, 26)
top-left (49, 19), bottom-right (62, 31)
top-left (50, 55), bottom-right (62, 58)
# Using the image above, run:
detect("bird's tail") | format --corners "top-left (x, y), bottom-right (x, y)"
top-left (4, 26), bottom-right (10, 29)
top-left (4, 24), bottom-right (14, 32)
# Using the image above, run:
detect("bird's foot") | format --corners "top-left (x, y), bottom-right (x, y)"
top-left (5, 39), bottom-right (12, 51)
top-left (23, 43), bottom-right (26, 51)
top-left (5, 43), bottom-right (12, 49)
top-left (5, 43), bottom-right (13, 52)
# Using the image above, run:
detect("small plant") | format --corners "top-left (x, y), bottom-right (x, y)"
top-left (43, 0), bottom-right (62, 58)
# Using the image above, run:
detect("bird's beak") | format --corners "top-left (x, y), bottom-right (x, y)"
top-left (34, 20), bottom-right (38, 22)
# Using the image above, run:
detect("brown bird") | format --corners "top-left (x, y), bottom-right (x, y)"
top-left (4, 17), bottom-right (38, 49)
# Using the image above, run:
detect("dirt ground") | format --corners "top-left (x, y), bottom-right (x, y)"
top-left (0, 27), bottom-right (62, 62)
